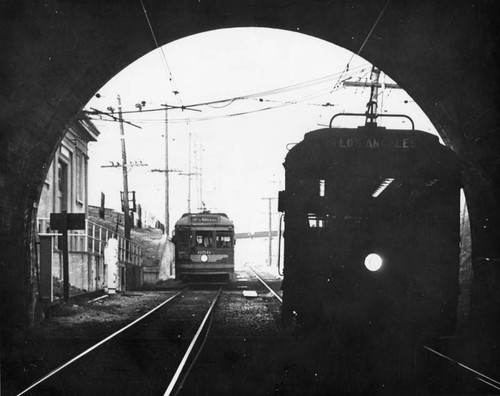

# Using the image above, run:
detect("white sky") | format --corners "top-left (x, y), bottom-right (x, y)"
top-left (85, 27), bottom-right (440, 234)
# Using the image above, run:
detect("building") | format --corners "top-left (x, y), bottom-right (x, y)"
top-left (37, 116), bottom-right (99, 221)
top-left (36, 115), bottom-right (143, 300)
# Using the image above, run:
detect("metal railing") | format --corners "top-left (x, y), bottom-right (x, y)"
top-left (37, 218), bottom-right (142, 266)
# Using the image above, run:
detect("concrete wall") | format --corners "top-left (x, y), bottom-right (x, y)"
top-left (159, 237), bottom-right (175, 281)
top-left (52, 251), bottom-right (104, 294)
top-left (141, 236), bottom-right (175, 285)
top-left (125, 264), bottom-right (143, 291)
top-left (143, 266), bottom-right (159, 285)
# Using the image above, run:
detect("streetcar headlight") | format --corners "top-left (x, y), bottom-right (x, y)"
top-left (201, 254), bottom-right (209, 263)
top-left (364, 253), bottom-right (383, 271)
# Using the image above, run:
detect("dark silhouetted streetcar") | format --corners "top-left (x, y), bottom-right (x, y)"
top-left (278, 113), bottom-right (460, 341)
top-left (173, 212), bottom-right (235, 281)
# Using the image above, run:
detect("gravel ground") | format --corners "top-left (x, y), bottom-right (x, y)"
top-left (2, 270), bottom-right (475, 396)
top-left (3, 289), bottom-right (183, 394)
top-left (3, 269), bottom-right (283, 395)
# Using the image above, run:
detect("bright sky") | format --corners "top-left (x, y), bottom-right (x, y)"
top-left (85, 27), bottom-right (440, 234)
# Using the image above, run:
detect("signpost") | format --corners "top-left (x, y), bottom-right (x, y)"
top-left (50, 211), bottom-right (86, 302)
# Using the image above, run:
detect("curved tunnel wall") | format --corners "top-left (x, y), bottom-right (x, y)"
top-left (1, 0), bottom-right (499, 342)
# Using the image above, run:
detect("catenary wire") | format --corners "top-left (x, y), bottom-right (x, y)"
top-left (88, 86), bottom-right (341, 126)
top-left (88, 63), bottom-right (370, 117)
top-left (139, 0), bottom-right (178, 93)
top-left (87, 74), bottom-right (374, 126)
top-left (330, 0), bottom-right (391, 93)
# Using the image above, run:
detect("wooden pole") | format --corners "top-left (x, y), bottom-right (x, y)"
top-left (165, 104), bottom-right (170, 235)
top-left (117, 95), bottom-right (131, 240)
top-left (61, 211), bottom-right (70, 302)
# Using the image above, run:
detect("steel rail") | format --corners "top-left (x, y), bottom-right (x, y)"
top-left (172, 301), bottom-right (216, 396)
top-left (423, 345), bottom-right (500, 391)
top-left (164, 287), bottom-right (223, 396)
top-left (17, 290), bottom-right (186, 396)
top-left (249, 267), bottom-right (283, 304)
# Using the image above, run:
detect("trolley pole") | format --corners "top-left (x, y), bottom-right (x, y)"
top-left (117, 95), bottom-right (131, 240)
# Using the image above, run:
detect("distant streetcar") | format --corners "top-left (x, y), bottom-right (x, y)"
top-left (173, 212), bottom-right (235, 281)
top-left (279, 113), bottom-right (461, 340)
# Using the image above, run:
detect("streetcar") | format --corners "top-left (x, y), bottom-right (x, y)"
top-left (173, 211), bottom-right (235, 281)
top-left (279, 112), bottom-right (461, 339)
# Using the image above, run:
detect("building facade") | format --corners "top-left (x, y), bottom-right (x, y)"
top-left (37, 117), bottom-right (99, 222)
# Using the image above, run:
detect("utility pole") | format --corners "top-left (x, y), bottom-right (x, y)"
top-left (199, 144), bottom-right (203, 210)
top-left (261, 197), bottom-right (277, 266)
top-left (117, 95), bottom-right (131, 240)
top-left (188, 130), bottom-right (192, 213)
top-left (158, 103), bottom-right (201, 216)
top-left (164, 103), bottom-right (170, 236)
top-left (194, 143), bottom-right (204, 211)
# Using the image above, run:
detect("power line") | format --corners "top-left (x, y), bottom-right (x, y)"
top-left (88, 83), bottom-right (346, 125)
top-left (330, 0), bottom-right (391, 93)
top-left (86, 63), bottom-right (370, 118)
top-left (87, 102), bottom-right (289, 125)
top-left (85, 72), bottom-right (367, 126)
top-left (139, 0), bottom-right (178, 92)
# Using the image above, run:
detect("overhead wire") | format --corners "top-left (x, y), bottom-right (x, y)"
top-left (139, 0), bottom-right (178, 94)
top-left (86, 63), bottom-right (370, 121)
top-left (87, 70), bottom-right (369, 126)
top-left (87, 78), bottom-right (359, 126)
top-left (329, 0), bottom-right (391, 94)
top-left (88, 102), bottom-right (291, 125)
top-left (91, 4), bottom-right (388, 128)
top-left (139, 0), bottom-right (189, 114)
top-left (139, 0), bottom-right (200, 209)
top-left (96, 0), bottom-right (389, 124)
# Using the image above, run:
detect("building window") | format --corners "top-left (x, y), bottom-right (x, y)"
top-left (57, 160), bottom-right (68, 212)
top-left (76, 152), bottom-right (84, 204)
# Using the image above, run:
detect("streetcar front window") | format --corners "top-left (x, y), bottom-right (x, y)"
top-left (216, 232), bottom-right (233, 248)
top-left (195, 231), bottom-right (214, 248)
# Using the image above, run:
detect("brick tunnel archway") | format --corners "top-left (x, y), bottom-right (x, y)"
top-left (1, 0), bottom-right (499, 353)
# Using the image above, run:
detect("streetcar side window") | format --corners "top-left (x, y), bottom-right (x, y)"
top-left (216, 232), bottom-right (233, 248)
top-left (195, 231), bottom-right (214, 248)
top-left (308, 213), bottom-right (325, 228)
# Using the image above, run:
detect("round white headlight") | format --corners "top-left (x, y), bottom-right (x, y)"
top-left (200, 254), bottom-right (209, 263)
top-left (364, 253), bottom-right (383, 272)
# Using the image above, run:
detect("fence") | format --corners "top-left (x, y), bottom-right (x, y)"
top-left (37, 218), bottom-right (142, 266)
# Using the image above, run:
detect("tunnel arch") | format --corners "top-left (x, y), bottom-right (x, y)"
top-left (1, 0), bottom-right (499, 361)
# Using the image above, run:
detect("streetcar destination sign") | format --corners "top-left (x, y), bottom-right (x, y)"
top-left (191, 215), bottom-right (219, 223)
top-left (330, 136), bottom-right (416, 149)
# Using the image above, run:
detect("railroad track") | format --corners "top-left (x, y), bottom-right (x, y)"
top-left (248, 267), bottom-right (283, 303)
top-left (17, 287), bottom-right (223, 396)
top-left (171, 266), bottom-right (287, 396)
top-left (249, 267), bottom-right (500, 395)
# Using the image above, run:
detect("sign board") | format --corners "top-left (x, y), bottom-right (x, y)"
top-left (49, 212), bottom-right (85, 301)
top-left (191, 215), bottom-right (219, 224)
top-left (50, 213), bottom-right (86, 230)
top-left (329, 136), bottom-right (417, 150)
